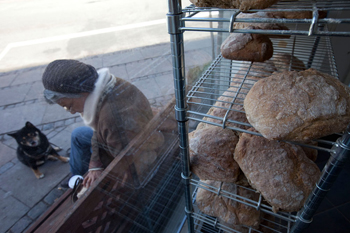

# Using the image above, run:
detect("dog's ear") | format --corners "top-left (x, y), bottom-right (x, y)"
top-left (25, 121), bottom-right (35, 128)
top-left (7, 132), bottom-right (18, 139)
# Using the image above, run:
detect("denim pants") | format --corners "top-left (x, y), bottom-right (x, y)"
top-left (70, 126), bottom-right (93, 176)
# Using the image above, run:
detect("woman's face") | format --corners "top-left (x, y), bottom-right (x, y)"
top-left (57, 93), bottom-right (89, 114)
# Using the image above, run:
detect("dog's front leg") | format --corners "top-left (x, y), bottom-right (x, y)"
top-left (31, 168), bottom-right (44, 179)
top-left (50, 154), bottom-right (70, 163)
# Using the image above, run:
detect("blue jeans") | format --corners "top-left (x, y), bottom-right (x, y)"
top-left (70, 126), bottom-right (93, 176)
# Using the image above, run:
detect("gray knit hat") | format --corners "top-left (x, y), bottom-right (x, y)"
top-left (42, 59), bottom-right (98, 93)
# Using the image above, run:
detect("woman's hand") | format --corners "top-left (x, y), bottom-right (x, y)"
top-left (83, 170), bottom-right (103, 188)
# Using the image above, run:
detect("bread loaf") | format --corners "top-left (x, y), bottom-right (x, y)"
top-left (271, 10), bottom-right (327, 19)
top-left (190, 0), bottom-right (280, 11)
top-left (189, 126), bottom-right (241, 182)
top-left (272, 53), bottom-right (306, 72)
top-left (233, 60), bottom-right (277, 80)
top-left (196, 180), bottom-right (261, 227)
top-left (233, 12), bottom-right (290, 38)
top-left (221, 30), bottom-right (273, 62)
top-left (234, 130), bottom-right (321, 212)
top-left (244, 68), bottom-right (350, 141)
top-left (201, 85), bottom-right (254, 130)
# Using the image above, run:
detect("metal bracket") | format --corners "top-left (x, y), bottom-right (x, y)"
top-left (229, 10), bottom-right (241, 33)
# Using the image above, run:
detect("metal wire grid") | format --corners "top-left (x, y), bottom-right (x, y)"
top-left (184, 34), bottom-right (341, 232)
top-left (74, 134), bottom-right (183, 233)
top-left (190, 180), bottom-right (297, 233)
top-left (187, 34), bottom-right (339, 153)
top-left (181, 0), bottom-right (350, 37)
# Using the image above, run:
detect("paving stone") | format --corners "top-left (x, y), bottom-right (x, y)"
top-left (0, 84), bottom-right (29, 106)
top-left (24, 81), bottom-right (44, 101)
top-left (41, 103), bottom-right (75, 124)
top-left (9, 216), bottom-right (32, 233)
top-left (132, 77), bottom-right (163, 101)
top-left (102, 49), bottom-right (144, 67)
top-left (126, 57), bottom-right (172, 80)
top-left (0, 160), bottom-right (69, 208)
top-left (109, 64), bottom-right (130, 81)
top-left (0, 102), bottom-right (46, 134)
top-left (0, 189), bottom-right (30, 233)
top-left (184, 49), bottom-right (213, 68)
top-left (0, 142), bottom-right (16, 167)
top-left (80, 56), bottom-right (104, 69)
top-left (0, 72), bottom-right (16, 88)
top-left (42, 123), bottom-right (54, 131)
top-left (11, 67), bottom-right (45, 86)
top-left (27, 202), bottom-right (48, 220)
top-left (0, 162), bottom-right (15, 175)
top-left (43, 188), bottom-right (66, 205)
top-left (153, 73), bottom-right (174, 96)
top-left (64, 118), bottom-right (76, 126)
top-left (54, 121), bottom-right (65, 128)
top-left (139, 43), bottom-right (171, 59)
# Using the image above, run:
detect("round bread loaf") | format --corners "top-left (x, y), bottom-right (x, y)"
top-left (196, 180), bottom-right (261, 227)
top-left (233, 60), bottom-right (277, 80)
top-left (272, 53), bottom-right (306, 72)
top-left (233, 12), bottom-right (290, 38)
top-left (201, 85), bottom-right (254, 130)
top-left (189, 126), bottom-right (241, 182)
top-left (234, 130), bottom-right (321, 212)
top-left (244, 68), bottom-right (350, 141)
top-left (189, 0), bottom-right (280, 11)
top-left (221, 31), bottom-right (273, 62)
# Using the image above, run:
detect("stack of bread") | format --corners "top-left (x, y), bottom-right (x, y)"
top-left (187, 1), bottom-right (350, 231)
top-left (191, 47), bottom-right (350, 233)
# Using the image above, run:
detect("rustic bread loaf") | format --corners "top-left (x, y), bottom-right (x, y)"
top-left (196, 180), bottom-right (261, 227)
top-left (271, 10), bottom-right (327, 19)
top-left (233, 12), bottom-right (290, 38)
top-left (221, 31), bottom-right (273, 62)
top-left (272, 53), bottom-right (306, 72)
top-left (201, 85), bottom-right (254, 130)
top-left (189, 126), bottom-right (241, 182)
top-left (190, 0), bottom-right (279, 11)
top-left (244, 68), bottom-right (350, 141)
top-left (234, 130), bottom-right (321, 212)
top-left (233, 60), bottom-right (277, 80)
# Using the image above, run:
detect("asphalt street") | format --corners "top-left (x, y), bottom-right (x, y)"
top-left (0, 0), bottom-right (207, 72)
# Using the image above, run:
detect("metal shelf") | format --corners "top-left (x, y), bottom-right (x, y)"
top-left (181, 0), bottom-right (350, 36)
top-left (183, 29), bottom-right (347, 233)
top-left (187, 35), bottom-right (338, 152)
top-left (191, 180), bottom-right (298, 233)
top-left (167, 0), bottom-right (350, 232)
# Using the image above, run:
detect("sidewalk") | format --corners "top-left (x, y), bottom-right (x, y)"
top-left (0, 37), bottom-right (213, 233)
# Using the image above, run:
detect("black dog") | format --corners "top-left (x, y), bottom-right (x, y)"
top-left (7, 121), bottom-right (69, 179)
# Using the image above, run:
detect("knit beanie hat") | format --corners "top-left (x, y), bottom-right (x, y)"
top-left (42, 59), bottom-right (98, 93)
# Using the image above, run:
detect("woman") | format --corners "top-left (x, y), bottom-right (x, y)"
top-left (42, 59), bottom-right (156, 188)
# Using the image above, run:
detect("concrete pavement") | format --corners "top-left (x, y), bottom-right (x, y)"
top-left (0, 37), bottom-right (213, 233)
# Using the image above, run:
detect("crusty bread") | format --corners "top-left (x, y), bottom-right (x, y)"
top-left (244, 68), bottom-right (350, 141)
top-left (201, 85), bottom-right (254, 130)
top-left (272, 53), bottom-right (306, 72)
top-left (233, 60), bottom-right (277, 80)
top-left (190, 0), bottom-right (279, 11)
top-left (234, 130), bottom-right (321, 212)
top-left (189, 126), bottom-right (241, 182)
top-left (271, 10), bottom-right (327, 19)
top-left (233, 12), bottom-right (290, 38)
top-left (196, 180), bottom-right (261, 227)
top-left (221, 31), bottom-right (273, 62)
